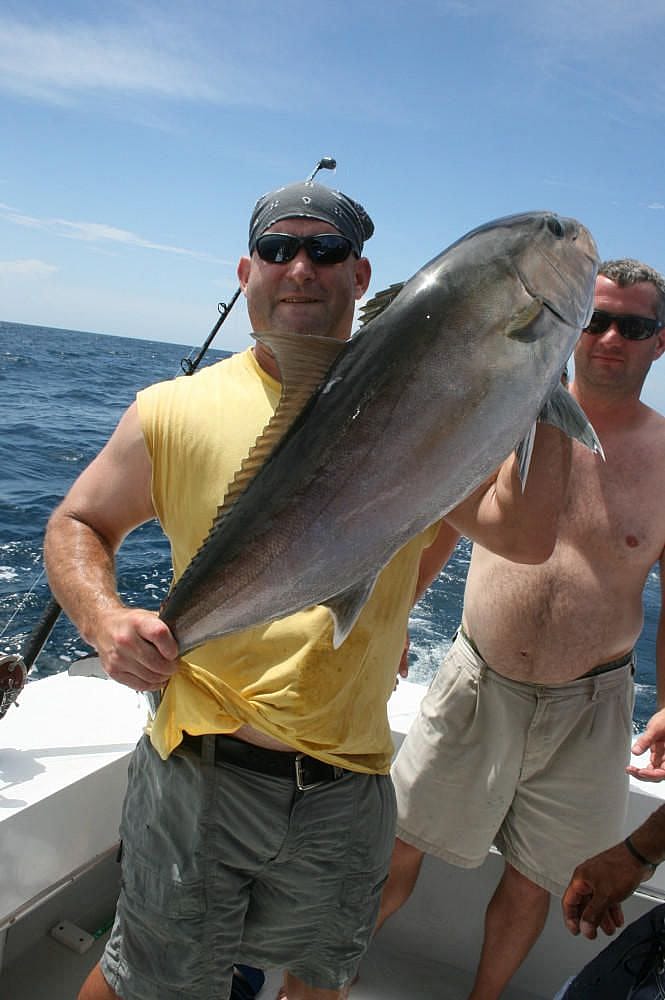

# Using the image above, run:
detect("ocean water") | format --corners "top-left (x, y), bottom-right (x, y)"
top-left (0, 320), bottom-right (659, 730)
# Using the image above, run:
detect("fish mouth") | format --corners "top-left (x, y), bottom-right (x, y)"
top-left (479, 211), bottom-right (599, 331)
top-left (540, 295), bottom-right (571, 326)
top-left (519, 243), bottom-right (597, 331)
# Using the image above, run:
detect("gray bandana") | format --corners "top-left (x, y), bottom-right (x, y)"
top-left (248, 181), bottom-right (374, 256)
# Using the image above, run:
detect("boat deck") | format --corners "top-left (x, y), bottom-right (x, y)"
top-left (3, 842), bottom-right (663, 1000)
top-left (3, 674), bottom-right (665, 998)
top-left (0, 928), bottom-right (544, 1000)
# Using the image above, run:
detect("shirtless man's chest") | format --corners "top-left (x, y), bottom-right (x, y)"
top-left (463, 422), bottom-right (665, 683)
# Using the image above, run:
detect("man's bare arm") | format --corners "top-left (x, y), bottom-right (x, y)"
top-left (398, 521), bottom-right (462, 679)
top-left (627, 548), bottom-right (665, 779)
top-left (562, 805), bottom-right (665, 939)
top-left (414, 521), bottom-right (462, 604)
top-left (446, 423), bottom-right (571, 563)
top-left (656, 545), bottom-right (665, 709)
top-left (627, 710), bottom-right (665, 782)
top-left (44, 402), bottom-right (179, 690)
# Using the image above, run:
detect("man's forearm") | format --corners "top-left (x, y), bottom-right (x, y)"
top-left (448, 424), bottom-right (572, 562)
top-left (656, 618), bottom-right (665, 709)
top-left (629, 805), bottom-right (665, 867)
top-left (412, 521), bottom-right (461, 604)
top-left (44, 505), bottom-right (126, 646)
top-left (493, 423), bottom-right (571, 555)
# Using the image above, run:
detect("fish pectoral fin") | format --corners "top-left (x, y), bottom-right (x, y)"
top-left (514, 384), bottom-right (604, 489)
top-left (358, 282), bottom-right (406, 327)
top-left (515, 422), bottom-right (536, 491)
top-left (325, 576), bottom-right (379, 649)
top-left (505, 298), bottom-right (544, 342)
top-left (538, 384), bottom-right (605, 458)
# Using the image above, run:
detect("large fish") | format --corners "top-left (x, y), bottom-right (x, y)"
top-left (161, 211), bottom-right (600, 654)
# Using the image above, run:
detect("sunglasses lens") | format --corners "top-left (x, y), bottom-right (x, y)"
top-left (621, 316), bottom-right (658, 340)
top-left (585, 311), bottom-right (659, 340)
top-left (255, 233), bottom-right (353, 265)
top-left (307, 235), bottom-right (353, 264)
top-left (256, 234), bottom-right (300, 263)
top-left (585, 311), bottom-right (611, 335)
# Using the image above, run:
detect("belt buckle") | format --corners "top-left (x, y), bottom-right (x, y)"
top-left (294, 753), bottom-right (324, 792)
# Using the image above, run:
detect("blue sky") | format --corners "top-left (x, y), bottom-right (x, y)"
top-left (2, 0), bottom-right (665, 409)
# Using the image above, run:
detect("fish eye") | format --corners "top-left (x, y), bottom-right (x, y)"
top-left (546, 216), bottom-right (565, 239)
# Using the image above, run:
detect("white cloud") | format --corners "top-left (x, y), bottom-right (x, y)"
top-left (0, 16), bottom-right (220, 104)
top-left (0, 203), bottom-right (230, 264)
top-left (0, 258), bottom-right (58, 276)
top-left (648, 203), bottom-right (665, 211)
top-left (0, 8), bottom-right (333, 116)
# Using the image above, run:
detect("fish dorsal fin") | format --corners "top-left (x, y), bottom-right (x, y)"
top-left (505, 298), bottom-right (544, 342)
top-left (219, 332), bottom-right (347, 513)
top-left (538, 383), bottom-right (605, 458)
top-left (324, 575), bottom-right (379, 649)
top-left (358, 282), bottom-right (405, 327)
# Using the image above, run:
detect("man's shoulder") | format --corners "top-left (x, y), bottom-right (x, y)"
top-left (142, 350), bottom-right (248, 399)
top-left (631, 403), bottom-right (665, 456)
top-left (644, 402), bottom-right (665, 433)
top-left (588, 401), bottom-right (665, 456)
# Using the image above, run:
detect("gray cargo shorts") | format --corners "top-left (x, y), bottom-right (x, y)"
top-left (101, 734), bottom-right (396, 998)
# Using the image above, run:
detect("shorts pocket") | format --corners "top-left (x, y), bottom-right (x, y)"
top-left (422, 654), bottom-right (481, 744)
top-left (315, 864), bottom-right (389, 978)
top-left (617, 673), bottom-right (636, 738)
top-left (123, 853), bottom-right (207, 919)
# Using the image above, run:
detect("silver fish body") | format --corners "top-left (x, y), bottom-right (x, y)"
top-left (161, 211), bottom-right (599, 653)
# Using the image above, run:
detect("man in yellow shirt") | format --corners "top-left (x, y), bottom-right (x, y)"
top-left (45, 177), bottom-right (572, 1000)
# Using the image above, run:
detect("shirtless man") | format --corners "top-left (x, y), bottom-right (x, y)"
top-left (377, 259), bottom-right (665, 999)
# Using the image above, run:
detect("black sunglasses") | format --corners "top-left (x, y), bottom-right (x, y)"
top-left (584, 310), bottom-right (661, 341)
top-left (255, 232), bottom-right (355, 266)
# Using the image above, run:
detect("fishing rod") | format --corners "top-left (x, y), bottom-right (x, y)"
top-left (0, 597), bottom-right (61, 719)
top-left (179, 288), bottom-right (242, 375)
top-left (305, 156), bottom-right (337, 182)
top-left (0, 155), bottom-right (338, 719)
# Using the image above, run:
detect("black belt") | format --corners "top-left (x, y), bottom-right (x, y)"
top-left (459, 626), bottom-right (633, 678)
top-left (582, 650), bottom-right (633, 677)
top-left (180, 732), bottom-right (347, 791)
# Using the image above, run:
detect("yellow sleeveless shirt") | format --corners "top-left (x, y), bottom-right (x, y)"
top-left (137, 348), bottom-right (437, 773)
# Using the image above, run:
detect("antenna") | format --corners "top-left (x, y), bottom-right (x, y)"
top-left (305, 156), bottom-right (337, 183)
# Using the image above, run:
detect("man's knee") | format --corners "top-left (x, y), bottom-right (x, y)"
top-left (376, 837), bottom-right (425, 929)
top-left (282, 970), bottom-right (350, 999)
top-left (501, 863), bottom-right (551, 903)
top-left (77, 963), bottom-right (120, 1000)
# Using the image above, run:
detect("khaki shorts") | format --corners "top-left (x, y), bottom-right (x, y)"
top-left (392, 630), bottom-right (635, 895)
top-left (101, 735), bottom-right (396, 998)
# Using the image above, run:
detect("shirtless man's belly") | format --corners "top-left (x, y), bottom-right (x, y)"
top-left (463, 429), bottom-right (665, 683)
